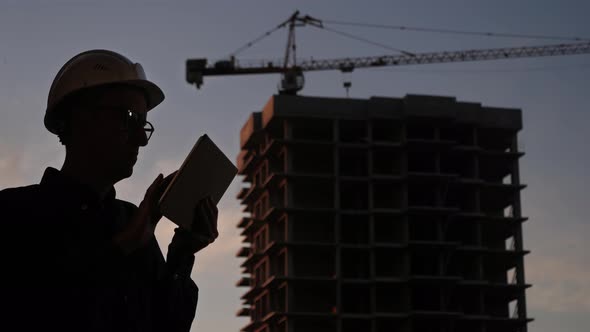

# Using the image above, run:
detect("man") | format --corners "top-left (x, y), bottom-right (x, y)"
top-left (0, 50), bottom-right (217, 331)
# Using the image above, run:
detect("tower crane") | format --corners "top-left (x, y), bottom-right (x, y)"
top-left (186, 11), bottom-right (590, 94)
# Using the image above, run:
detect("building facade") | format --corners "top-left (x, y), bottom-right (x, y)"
top-left (236, 94), bottom-right (531, 332)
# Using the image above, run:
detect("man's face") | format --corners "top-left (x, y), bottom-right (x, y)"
top-left (71, 86), bottom-right (151, 183)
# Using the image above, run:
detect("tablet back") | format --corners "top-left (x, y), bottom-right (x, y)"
top-left (159, 134), bottom-right (237, 230)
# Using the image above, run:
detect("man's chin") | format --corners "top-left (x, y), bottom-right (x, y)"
top-left (112, 167), bottom-right (134, 184)
top-left (122, 166), bottom-right (134, 178)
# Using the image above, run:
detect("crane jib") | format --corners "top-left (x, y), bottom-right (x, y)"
top-left (186, 41), bottom-right (590, 91)
top-left (195, 42), bottom-right (590, 76)
top-left (297, 42), bottom-right (590, 72)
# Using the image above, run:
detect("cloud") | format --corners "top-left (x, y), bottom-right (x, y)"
top-left (520, 170), bottom-right (590, 315)
top-left (525, 221), bottom-right (590, 315)
top-left (0, 142), bottom-right (25, 187)
top-left (152, 158), bottom-right (180, 175)
top-left (0, 138), bottom-right (64, 189)
top-left (527, 254), bottom-right (590, 313)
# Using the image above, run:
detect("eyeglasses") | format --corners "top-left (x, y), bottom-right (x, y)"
top-left (124, 109), bottom-right (154, 141)
top-left (91, 106), bottom-right (155, 141)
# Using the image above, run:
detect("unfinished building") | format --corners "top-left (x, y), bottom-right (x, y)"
top-left (235, 94), bottom-right (531, 332)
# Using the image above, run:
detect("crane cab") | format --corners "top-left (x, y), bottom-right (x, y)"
top-left (279, 68), bottom-right (304, 95)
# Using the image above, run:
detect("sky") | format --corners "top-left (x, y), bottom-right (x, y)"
top-left (0, 0), bottom-right (588, 331)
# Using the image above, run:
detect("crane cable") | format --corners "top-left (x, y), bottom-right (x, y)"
top-left (230, 25), bottom-right (284, 57)
top-left (229, 16), bottom-right (417, 58)
top-left (323, 19), bottom-right (590, 42)
top-left (310, 24), bottom-right (415, 56)
top-left (229, 16), bottom-right (590, 60)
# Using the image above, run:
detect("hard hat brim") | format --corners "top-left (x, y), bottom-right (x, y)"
top-left (44, 79), bottom-right (165, 135)
top-left (122, 79), bottom-right (166, 111)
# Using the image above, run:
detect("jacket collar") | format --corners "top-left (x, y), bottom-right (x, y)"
top-left (40, 167), bottom-right (117, 209)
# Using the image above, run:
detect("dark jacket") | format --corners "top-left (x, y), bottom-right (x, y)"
top-left (0, 168), bottom-right (198, 332)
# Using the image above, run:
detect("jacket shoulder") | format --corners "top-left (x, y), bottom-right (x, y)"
top-left (0, 185), bottom-right (44, 223)
top-left (0, 184), bottom-right (42, 203)
top-left (116, 199), bottom-right (138, 209)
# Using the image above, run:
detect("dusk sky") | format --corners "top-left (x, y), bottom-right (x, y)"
top-left (1, 1), bottom-right (589, 331)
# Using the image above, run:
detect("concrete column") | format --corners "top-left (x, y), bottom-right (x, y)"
top-left (511, 135), bottom-right (528, 329)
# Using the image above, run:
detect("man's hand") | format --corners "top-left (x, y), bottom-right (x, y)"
top-left (169, 196), bottom-right (219, 257)
top-left (114, 172), bottom-right (176, 255)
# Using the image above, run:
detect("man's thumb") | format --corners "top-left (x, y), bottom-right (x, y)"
top-left (145, 173), bottom-right (164, 199)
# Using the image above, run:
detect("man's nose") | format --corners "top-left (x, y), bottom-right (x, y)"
top-left (129, 126), bottom-right (148, 147)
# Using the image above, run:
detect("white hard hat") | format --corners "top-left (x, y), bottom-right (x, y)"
top-left (45, 49), bottom-right (165, 134)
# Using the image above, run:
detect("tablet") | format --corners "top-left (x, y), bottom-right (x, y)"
top-left (158, 134), bottom-right (238, 230)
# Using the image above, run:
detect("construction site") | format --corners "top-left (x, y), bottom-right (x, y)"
top-left (1, 3), bottom-right (588, 332)
top-left (183, 11), bottom-right (590, 332)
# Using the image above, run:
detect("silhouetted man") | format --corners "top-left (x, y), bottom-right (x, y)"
top-left (0, 50), bottom-right (217, 331)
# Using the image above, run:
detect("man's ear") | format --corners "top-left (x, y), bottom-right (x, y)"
top-left (63, 109), bottom-right (88, 146)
